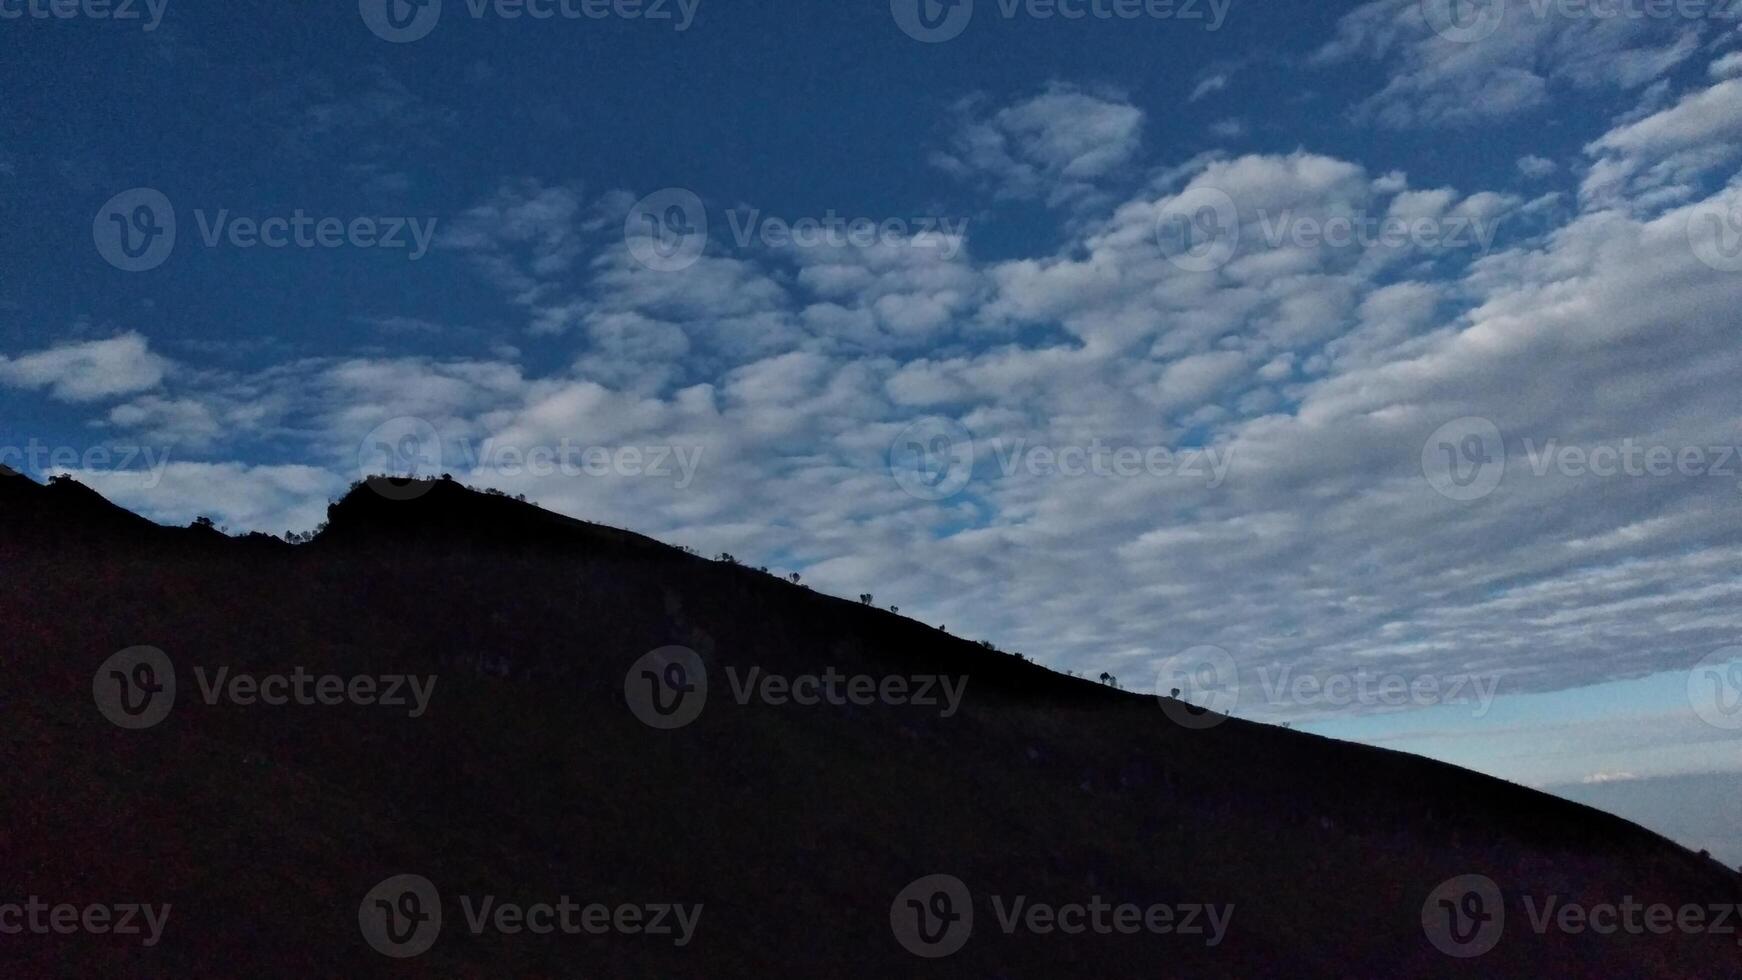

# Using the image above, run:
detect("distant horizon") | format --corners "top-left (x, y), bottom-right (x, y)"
top-left (1543, 770), bottom-right (1742, 870)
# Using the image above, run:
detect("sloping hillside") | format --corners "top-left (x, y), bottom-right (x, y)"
top-left (5, 472), bottom-right (1739, 977)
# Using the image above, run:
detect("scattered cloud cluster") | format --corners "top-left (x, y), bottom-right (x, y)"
top-left (1314, 0), bottom-right (1711, 128)
top-left (931, 84), bottom-right (1145, 209)
top-left (16, 36), bottom-right (1742, 728)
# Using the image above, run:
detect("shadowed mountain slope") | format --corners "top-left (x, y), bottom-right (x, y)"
top-left (5, 472), bottom-right (1740, 977)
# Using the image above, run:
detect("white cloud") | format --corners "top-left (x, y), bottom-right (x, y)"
top-left (1582, 78), bottom-right (1742, 208)
top-left (0, 332), bottom-right (168, 402)
top-left (1209, 118), bottom-right (1246, 140)
top-left (1316, 0), bottom-right (1708, 128)
top-left (106, 396), bottom-right (224, 447)
top-left (442, 178), bottom-right (595, 333)
top-left (58, 462), bottom-right (346, 535)
top-left (1189, 74), bottom-right (1228, 102)
top-left (932, 84), bottom-right (1145, 208)
top-left (1588, 78), bottom-right (1742, 158)
top-left (275, 66), bottom-right (453, 169)
top-left (1517, 154), bottom-right (1557, 179)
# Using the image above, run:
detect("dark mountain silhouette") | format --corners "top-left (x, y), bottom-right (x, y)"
top-left (6, 470), bottom-right (1740, 977)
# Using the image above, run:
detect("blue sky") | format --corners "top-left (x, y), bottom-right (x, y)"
top-left (5, 1), bottom-right (1742, 797)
